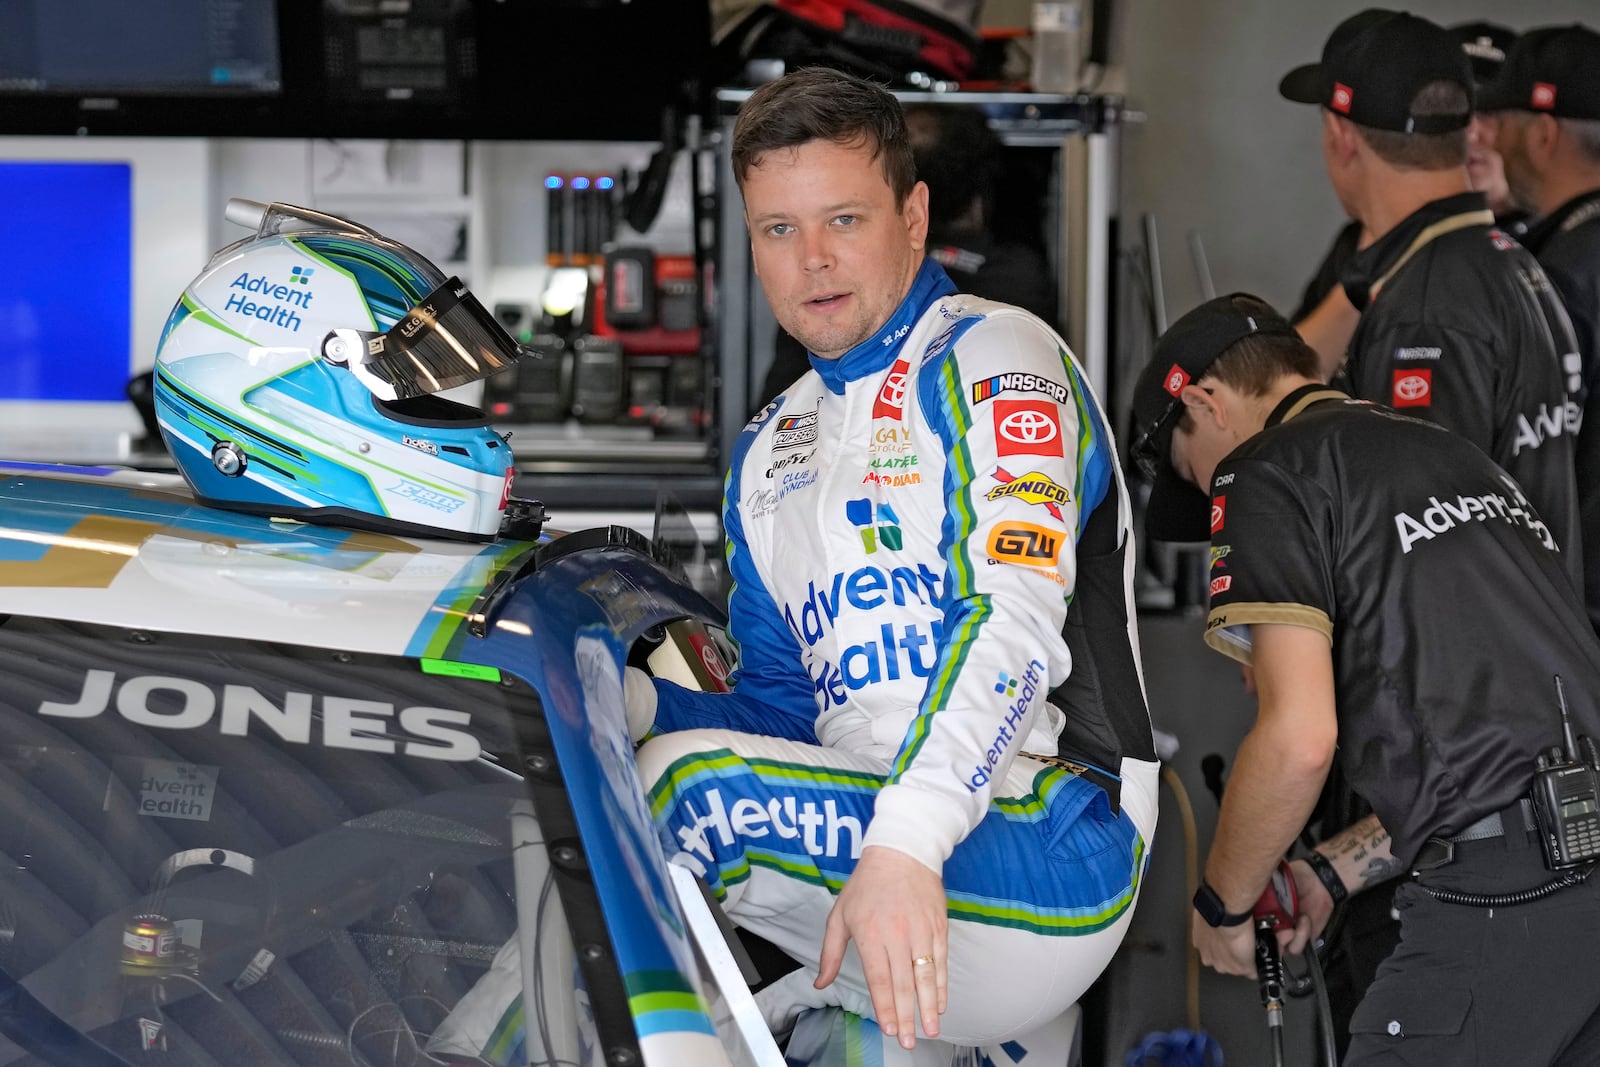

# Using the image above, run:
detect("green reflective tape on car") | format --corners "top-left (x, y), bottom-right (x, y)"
top-left (420, 658), bottom-right (502, 682)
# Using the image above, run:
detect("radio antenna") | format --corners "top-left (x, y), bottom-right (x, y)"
top-left (1557, 675), bottom-right (1580, 759)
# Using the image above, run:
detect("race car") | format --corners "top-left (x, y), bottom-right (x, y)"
top-left (0, 196), bottom-right (776, 1067)
top-left (0, 460), bottom-right (765, 1067)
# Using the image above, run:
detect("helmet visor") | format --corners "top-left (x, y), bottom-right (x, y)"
top-left (358, 278), bottom-right (522, 400)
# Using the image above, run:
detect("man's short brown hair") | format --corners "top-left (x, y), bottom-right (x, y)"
top-left (1355, 79), bottom-right (1470, 170)
top-left (731, 67), bottom-right (917, 208)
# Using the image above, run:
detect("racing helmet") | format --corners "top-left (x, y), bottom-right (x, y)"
top-left (154, 199), bottom-right (526, 541)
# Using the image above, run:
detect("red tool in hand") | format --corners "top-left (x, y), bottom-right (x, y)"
top-left (1253, 860), bottom-right (1299, 1066)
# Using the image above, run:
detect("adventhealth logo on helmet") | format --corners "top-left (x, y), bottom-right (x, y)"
top-left (155, 199), bottom-right (530, 542)
top-left (225, 270), bottom-right (316, 330)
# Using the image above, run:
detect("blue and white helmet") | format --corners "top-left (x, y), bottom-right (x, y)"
top-left (155, 199), bottom-right (525, 541)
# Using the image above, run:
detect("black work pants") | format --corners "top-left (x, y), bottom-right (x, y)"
top-left (1344, 827), bottom-right (1600, 1065)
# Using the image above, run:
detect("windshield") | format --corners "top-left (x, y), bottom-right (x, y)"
top-left (0, 615), bottom-right (592, 1067)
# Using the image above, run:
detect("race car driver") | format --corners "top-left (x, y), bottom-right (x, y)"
top-left (625, 67), bottom-right (1160, 1055)
top-left (1133, 293), bottom-right (1600, 1064)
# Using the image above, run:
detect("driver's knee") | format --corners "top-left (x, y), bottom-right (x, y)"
top-left (634, 728), bottom-right (744, 794)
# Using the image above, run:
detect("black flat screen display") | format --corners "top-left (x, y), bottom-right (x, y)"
top-left (0, 0), bottom-right (280, 95)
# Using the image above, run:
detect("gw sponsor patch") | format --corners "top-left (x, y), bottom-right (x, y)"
top-left (1210, 544), bottom-right (1231, 569)
top-left (971, 372), bottom-right (1069, 406)
top-left (987, 522), bottom-right (1063, 568)
top-left (987, 467), bottom-right (1071, 521)
top-left (1211, 496), bottom-right (1226, 534)
top-left (993, 400), bottom-right (1063, 458)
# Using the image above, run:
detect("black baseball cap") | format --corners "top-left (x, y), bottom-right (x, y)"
top-left (1279, 9), bottom-right (1473, 134)
top-left (1448, 21), bottom-right (1518, 90)
top-left (1478, 25), bottom-right (1600, 120)
top-left (1130, 295), bottom-right (1302, 543)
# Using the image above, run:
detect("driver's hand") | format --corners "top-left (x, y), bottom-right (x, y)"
top-left (815, 845), bottom-right (947, 1048)
top-left (623, 666), bottom-right (657, 742)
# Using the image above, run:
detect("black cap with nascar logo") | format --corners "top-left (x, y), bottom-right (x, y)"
top-left (1477, 24), bottom-right (1600, 120)
top-left (1448, 21), bottom-right (1518, 90)
top-left (1131, 295), bottom-right (1302, 543)
top-left (1279, 9), bottom-right (1473, 134)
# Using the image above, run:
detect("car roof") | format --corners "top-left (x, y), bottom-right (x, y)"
top-left (0, 463), bottom-right (539, 657)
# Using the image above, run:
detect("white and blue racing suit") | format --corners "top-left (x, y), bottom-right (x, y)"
top-left (638, 259), bottom-right (1160, 1047)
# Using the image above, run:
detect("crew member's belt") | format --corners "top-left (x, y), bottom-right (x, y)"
top-left (1451, 799), bottom-right (1537, 843)
top-left (1412, 799), bottom-right (1537, 872)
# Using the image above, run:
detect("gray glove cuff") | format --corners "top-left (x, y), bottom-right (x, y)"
top-left (623, 666), bottom-right (658, 743)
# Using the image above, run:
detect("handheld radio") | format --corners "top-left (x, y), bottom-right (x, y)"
top-left (1529, 676), bottom-right (1600, 870)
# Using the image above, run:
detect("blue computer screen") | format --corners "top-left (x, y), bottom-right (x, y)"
top-left (0, 161), bottom-right (132, 402)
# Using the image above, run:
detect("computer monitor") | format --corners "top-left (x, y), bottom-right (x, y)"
top-left (0, 138), bottom-right (212, 462)
top-left (0, 0), bottom-right (281, 96)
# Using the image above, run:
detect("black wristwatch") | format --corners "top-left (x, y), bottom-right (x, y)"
top-left (1193, 881), bottom-right (1253, 928)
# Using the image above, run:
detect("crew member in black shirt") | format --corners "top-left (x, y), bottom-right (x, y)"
top-left (1133, 293), bottom-right (1600, 1065)
top-left (1291, 21), bottom-right (1527, 359)
top-left (1483, 24), bottom-right (1600, 634)
top-left (1279, 9), bottom-right (1582, 586)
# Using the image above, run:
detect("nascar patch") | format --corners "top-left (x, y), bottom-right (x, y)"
top-left (972, 372), bottom-right (1068, 405)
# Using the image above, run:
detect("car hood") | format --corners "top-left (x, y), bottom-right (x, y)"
top-left (0, 464), bottom-right (539, 657)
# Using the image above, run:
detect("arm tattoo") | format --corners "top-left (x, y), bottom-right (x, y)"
top-left (1320, 814), bottom-right (1402, 893)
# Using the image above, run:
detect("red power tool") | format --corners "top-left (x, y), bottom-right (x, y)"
top-left (1253, 860), bottom-right (1299, 1065)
